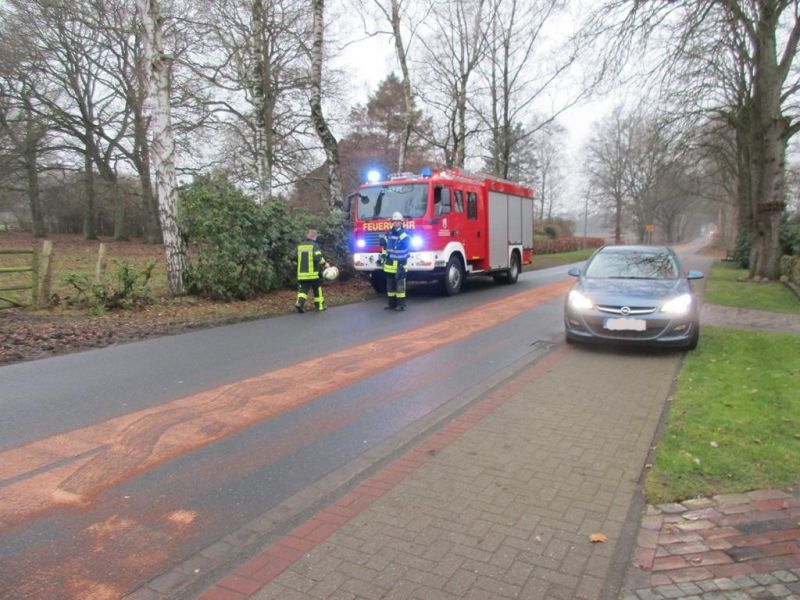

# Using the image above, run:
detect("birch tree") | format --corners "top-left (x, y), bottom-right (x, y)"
top-left (354, 0), bottom-right (428, 171)
top-left (309, 0), bottom-right (343, 210)
top-left (136, 0), bottom-right (187, 295)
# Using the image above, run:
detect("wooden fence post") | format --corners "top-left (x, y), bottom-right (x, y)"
top-left (30, 245), bottom-right (39, 306)
top-left (95, 243), bottom-right (107, 283)
top-left (38, 240), bottom-right (54, 307)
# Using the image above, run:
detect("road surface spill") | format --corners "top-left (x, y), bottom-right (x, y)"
top-left (0, 280), bottom-right (570, 598)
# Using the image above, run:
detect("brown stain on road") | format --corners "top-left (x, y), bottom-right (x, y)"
top-left (0, 280), bottom-right (570, 530)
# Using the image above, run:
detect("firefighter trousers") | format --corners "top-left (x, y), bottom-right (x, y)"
top-left (296, 279), bottom-right (325, 311)
top-left (385, 271), bottom-right (406, 309)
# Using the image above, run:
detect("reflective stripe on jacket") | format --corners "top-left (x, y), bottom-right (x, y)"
top-left (382, 228), bottom-right (410, 274)
top-left (297, 241), bottom-right (325, 281)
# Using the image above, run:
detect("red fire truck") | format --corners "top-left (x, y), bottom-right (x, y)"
top-left (348, 168), bottom-right (535, 295)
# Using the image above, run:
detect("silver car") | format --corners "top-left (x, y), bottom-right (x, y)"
top-left (564, 245), bottom-right (704, 350)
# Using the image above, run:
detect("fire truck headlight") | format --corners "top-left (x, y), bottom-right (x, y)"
top-left (355, 238), bottom-right (366, 249)
top-left (410, 235), bottom-right (424, 250)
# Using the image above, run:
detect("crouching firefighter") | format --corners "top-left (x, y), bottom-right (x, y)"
top-left (380, 212), bottom-right (410, 311)
top-left (295, 229), bottom-right (330, 313)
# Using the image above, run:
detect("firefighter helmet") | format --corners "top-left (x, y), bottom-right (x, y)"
top-left (391, 211), bottom-right (403, 222)
top-left (322, 265), bottom-right (339, 281)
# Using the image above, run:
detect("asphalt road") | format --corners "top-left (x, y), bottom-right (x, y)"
top-left (0, 262), bottom-right (577, 600)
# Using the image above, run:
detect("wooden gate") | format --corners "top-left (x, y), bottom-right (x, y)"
top-left (0, 242), bottom-right (52, 309)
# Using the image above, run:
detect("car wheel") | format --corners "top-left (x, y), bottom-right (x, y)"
top-left (440, 255), bottom-right (464, 296)
top-left (370, 271), bottom-right (386, 294)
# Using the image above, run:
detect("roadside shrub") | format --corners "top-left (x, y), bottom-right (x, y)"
top-left (179, 175), bottom-right (297, 300)
top-left (780, 212), bottom-right (800, 256)
top-left (64, 259), bottom-right (155, 312)
top-left (780, 255), bottom-right (800, 286)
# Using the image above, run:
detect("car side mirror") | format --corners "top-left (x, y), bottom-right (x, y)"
top-left (686, 270), bottom-right (704, 280)
top-left (568, 267), bottom-right (581, 277)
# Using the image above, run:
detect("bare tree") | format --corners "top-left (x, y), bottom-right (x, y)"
top-left (354, 0), bottom-right (429, 171)
top-left (136, 0), bottom-right (187, 295)
top-left (529, 121), bottom-right (565, 221)
top-left (194, 0), bottom-right (312, 202)
top-left (0, 74), bottom-right (48, 237)
top-left (11, 0), bottom-right (140, 240)
top-left (591, 0), bottom-right (800, 279)
top-left (309, 0), bottom-right (343, 210)
top-left (478, 0), bottom-right (585, 180)
top-left (584, 107), bottom-right (633, 243)
top-left (417, 0), bottom-right (487, 168)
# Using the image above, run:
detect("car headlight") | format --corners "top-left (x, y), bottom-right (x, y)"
top-left (661, 293), bottom-right (692, 315)
top-left (568, 290), bottom-right (593, 310)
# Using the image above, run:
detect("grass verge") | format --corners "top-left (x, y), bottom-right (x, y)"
top-left (529, 248), bottom-right (595, 270)
top-left (704, 262), bottom-right (800, 313)
top-left (645, 327), bottom-right (800, 503)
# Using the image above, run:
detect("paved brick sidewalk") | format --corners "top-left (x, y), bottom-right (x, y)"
top-left (197, 345), bottom-right (683, 600)
top-left (701, 304), bottom-right (800, 335)
top-left (621, 488), bottom-right (800, 600)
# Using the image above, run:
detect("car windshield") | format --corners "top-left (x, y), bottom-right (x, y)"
top-left (356, 184), bottom-right (429, 220)
top-left (584, 251), bottom-right (679, 280)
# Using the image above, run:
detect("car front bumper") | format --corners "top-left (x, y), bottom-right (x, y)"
top-left (564, 308), bottom-right (698, 347)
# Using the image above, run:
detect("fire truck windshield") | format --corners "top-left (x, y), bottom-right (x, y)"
top-left (357, 183), bottom-right (429, 220)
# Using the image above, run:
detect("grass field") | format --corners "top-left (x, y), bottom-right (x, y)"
top-left (704, 261), bottom-right (800, 313)
top-left (645, 327), bottom-right (800, 503)
top-left (645, 259), bottom-right (800, 503)
top-left (0, 233), bottom-right (167, 307)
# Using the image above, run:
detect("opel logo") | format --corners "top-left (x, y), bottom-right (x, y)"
top-left (620, 306), bottom-right (631, 316)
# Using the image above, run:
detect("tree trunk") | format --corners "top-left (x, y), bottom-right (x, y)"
top-left (24, 145), bottom-right (45, 238)
top-left (112, 190), bottom-right (128, 241)
top-left (309, 0), bottom-right (343, 210)
top-left (390, 0), bottom-right (413, 172)
top-left (136, 0), bottom-right (187, 295)
top-left (746, 5), bottom-right (790, 280)
top-left (749, 114), bottom-right (787, 279)
top-left (251, 0), bottom-right (275, 203)
top-left (83, 151), bottom-right (97, 240)
top-left (134, 52), bottom-right (162, 244)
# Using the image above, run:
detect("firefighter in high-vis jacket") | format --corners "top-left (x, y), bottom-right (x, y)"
top-left (379, 212), bottom-right (411, 311)
top-left (295, 229), bottom-right (330, 313)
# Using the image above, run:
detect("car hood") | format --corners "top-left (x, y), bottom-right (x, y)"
top-left (577, 278), bottom-right (687, 305)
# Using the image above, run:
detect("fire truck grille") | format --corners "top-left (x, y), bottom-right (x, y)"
top-left (360, 231), bottom-right (385, 248)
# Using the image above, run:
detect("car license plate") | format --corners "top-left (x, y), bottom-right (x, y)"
top-left (604, 317), bottom-right (646, 332)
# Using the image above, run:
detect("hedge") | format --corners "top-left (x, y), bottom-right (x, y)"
top-left (531, 237), bottom-right (605, 255)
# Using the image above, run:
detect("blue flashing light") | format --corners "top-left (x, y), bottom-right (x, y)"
top-left (367, 169), bottom-right (381, 183)
top-left (356, 238), bottom-right (366, 249)
top-left (410, 235), bottom-right (424, 250)
top-left (420, 166), bottom-right (432, 178)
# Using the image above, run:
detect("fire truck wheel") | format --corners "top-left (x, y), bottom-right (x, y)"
top-left (370, 271), bottom-right (387, 293)
top-left (493, 252), bottom-right (520, 285)
top-left (441, 255), bottom-right (465, 296)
